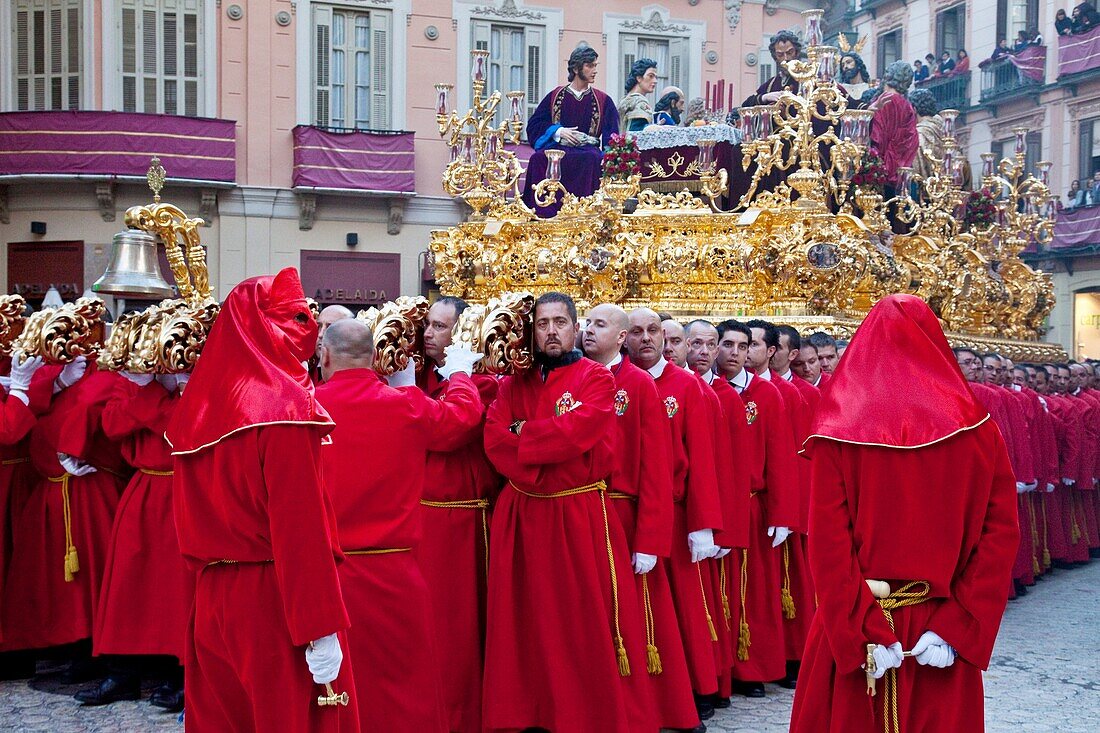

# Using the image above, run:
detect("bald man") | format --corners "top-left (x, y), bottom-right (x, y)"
top-left (316, 319), bottom-right (485, 730)
top-left (628, 308), bottom-right (725, 721)
top-left (662, 319), bottom-right (689, 369)
top-left (312, 305), bottom-right (352, 382)
top-left (583, 304), bottom-right (699, 731)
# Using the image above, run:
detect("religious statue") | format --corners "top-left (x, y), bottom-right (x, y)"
top-left (521, 46), bottom-right (621, 218)
top-left (619, 58), bottom-right (658, 133)
top-left (741, 30), bottom-right (803, 106)
top-left (868, 60), bottom-right (918, 199)
top-left (908, 88), bottom-right (945, 186)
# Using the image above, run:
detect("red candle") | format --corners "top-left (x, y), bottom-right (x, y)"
top-left (705, 81), bottom-right (712, 111)
top-left (728, 83), bottom-right (733, 111)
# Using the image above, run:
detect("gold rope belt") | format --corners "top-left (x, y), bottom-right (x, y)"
top-left (1, 457), bottom-right (30, 465)
top-left (718, 554), bottom-right (732, 630)
top-left (205, 558), bottom-right (274, 567)
top-left (738, 548), bottom-right (751, 661)
top-left (1025, 494), bottom-right (1041, 576)
top-left (139, 468), bottom-right (174, 476)
top-left (47, 474), bottom-right (79, 582)
top-left (510, 480), bottom-right (631, 676)
top-left (606, 490), bottom-right (663, 674)
top-left (696, 561), bottom-right (718, 643)
top-left (781, 539), bottom-right (796, 620)
top-left (865, 580), bottom-right (932, 733)
top-left (420, 498), bottom-right (491, 578)
top-left (1040, 493), bottom-right (1051, 567)
top-left (345, 547), bottom-right (411, 555)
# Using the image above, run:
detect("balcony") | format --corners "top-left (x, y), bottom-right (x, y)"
top-left (1044, 206), bottom-right (1100, 255)
top-left (291, 126), bottom-right (415, 196)
top-left (980, 50), bottom-right (1045, 105)
top-left (916, 72), bottom-right (971, 111)
top-left (0, 110), bottom-right (236, 183)
top-left (1058, 24), bottom-right (1100, 80)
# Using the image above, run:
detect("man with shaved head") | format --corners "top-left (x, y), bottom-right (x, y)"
top-left (316, 318), bottom-right (485, 728)
top-left (414, 295), bottom-right (501, 733)
top-left (583, 304), bottom-right (700, 731)
top-left (309, 304), bottom-right (353, 382)
top-left (627, 308), bottom-right (725, 722)
top-left (662, 318), bottom-right (689, 369)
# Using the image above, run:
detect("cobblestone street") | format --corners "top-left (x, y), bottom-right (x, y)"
top-left (2, 562), bottom-right (1097, 732)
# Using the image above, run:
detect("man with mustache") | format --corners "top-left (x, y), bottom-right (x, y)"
top-left (482, 293), bottom-right (655, 733)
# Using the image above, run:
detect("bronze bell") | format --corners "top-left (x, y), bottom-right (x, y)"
top-left (92, 228), bottom-right (175, 298)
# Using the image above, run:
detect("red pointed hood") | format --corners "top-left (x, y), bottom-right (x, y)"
top-left (166, 268), bottom-right (333, 455)
top-left (803, 294), bottom-right (988, 452)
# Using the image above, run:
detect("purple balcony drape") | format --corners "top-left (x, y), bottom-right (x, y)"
top-left (1010, 45), bottom-right (1047, 82)
top-left (1052, 206), bottom-right (1100, 249)
top-left (292, 126), bottom-right (415, 193)
top-left (0, 111), bottom-right (236, 181)
top-left (1058, 25), bottom-right (1100, 77)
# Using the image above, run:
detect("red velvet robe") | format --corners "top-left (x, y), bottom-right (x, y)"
top-left (869, 89), bottom-right (919, 188)
top-left (94, 380), bottom-right (192, 658)
top-left (791, 421), bottom-right (1018, 732)
top-left (416, 367), bottom-right (501, 733)
top-left (174, 424), bottom-right (357, 733)
top-left (482, 357), bottom-right (656, 733)
top-left (651, 361), bottom-right (724, 696)
top-left (1046, 396), bottom-right (1090, 562)
top-left (318, 367), bottom-right (483, 732)
top-left (2, 367), bottom-right (128, 650)
top-left (732, 372), bottom-right (799, 683)
top-left (0, 393), bottom-right (37, 645)
top-left (606, 355), bottom-right (698, 729)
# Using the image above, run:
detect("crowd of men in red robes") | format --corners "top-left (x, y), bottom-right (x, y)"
top-left (0, 277), bottom-right (1096, 732)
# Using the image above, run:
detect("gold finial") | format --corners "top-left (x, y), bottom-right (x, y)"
top-left (147, 157), bottom-right (166, 203)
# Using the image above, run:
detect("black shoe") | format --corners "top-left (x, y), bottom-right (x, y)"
top-left (734, 681), bottom-right (766, 698)
top-left (0, 651), bottom-right (36, 680)
top-left (1053, 560), bottom-right (1075, 570)
top-left (679, 725), bottom-right (706, 733)
top-left (1090, 548), bottom-right (1100, 559)
top-left (149, 683), bottom-right (185, 713)
top-left (711, 693), bottom-right (731, 709)
top-left (61, 657), bottom-right (105, 685)
top-left (777, 675), bottom-right (797, 689)
top-left (778, 659), bottom-right (800, 689)
top-left (75, 676), bottom-right (141, 706)
top-left (1013, 581), bottom-right (1029, 597)
top-left (693, 693), bottom-right (716, 720)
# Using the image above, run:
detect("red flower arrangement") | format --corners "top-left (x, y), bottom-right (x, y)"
top-left (602, 133), bottom-right (641, 179)
top-left (964, 189), bottom-right (998, 229)
top-left (852, 152), bottom-right (887, 191)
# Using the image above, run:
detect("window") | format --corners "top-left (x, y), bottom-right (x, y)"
top-left (1078, 119), bottom-right (1100, 181)
top-left (121, 0), bottom-right (202, 115)
top-left (620, 35), bottom-right (687, 107)
top-left (877, 30), bottom-right (901, 77)
top-left (472, 20), bottom-right (542, 128)
top-left (996, 0), bottom-right (1039, 46)
top-left (313, 4), bottom-right (391, 130)
top-left (758, 47), bottom-right (775, 89)
top-left (936, 5), bottom-right (966, 59)
top-left (13, 0), bottom-right (82, 111)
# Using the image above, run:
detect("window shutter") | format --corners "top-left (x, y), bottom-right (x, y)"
top-left (143, 9), bottom-right (158, 112)
top-left (935, 12), bottom-right (945, 56)
top-left (16, 10), bottom-right (29, 110)
top-left (621, 35), bottom-right (638, 97)
top-left (370, 10), bottom-right (390, 129)
top-left (67, 5), bottom-right (80, 109)
top-left (314, 5), bottom-right (332, 127)
top-left (472, 19), bottom-right (491, 52)
top-left (668, 36), bottom-right (686, 92)
top-left (996, 0), bottom-right (1007, 42)
top-left (525, 25), bottom-right (543, 121)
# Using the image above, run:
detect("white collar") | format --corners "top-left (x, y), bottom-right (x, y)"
top-left (566, 84), bottom-right (592, 101)
top-left (780, 369), bottom-right (793, 382)
top-left (812, 374), bottom-right (823, 388)
top-left (700, 370), bottom-right (716, 385)
top-left (647, 359), bottom-right (668, 379)
top-left (601, 353), bottom-right (623, 371)
top-left (729, 368), bottom-right (752, 392)
top-left (756, 368), bottom-right (772, 381)
top-left (1012, 384), bottom-right (1022, 392)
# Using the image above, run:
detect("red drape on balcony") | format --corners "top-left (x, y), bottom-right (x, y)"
top-left (291, 127), bottom-right (415, 193)
top-left (1058, 25), bottom-right (1100, 77)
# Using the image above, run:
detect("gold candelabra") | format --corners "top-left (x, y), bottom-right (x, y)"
top-left (979, 127), bottom-right (1055, 258)
top-left (436, 51), bottom-right (526, 219)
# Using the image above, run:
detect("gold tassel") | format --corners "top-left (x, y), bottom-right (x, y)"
top-left (781, 541), bottom-right (796, 620)
top-left (646, 644), bottom-right (663, 675)
top-left (52, 473), bottom-right (79, 582)
top-left (1043, 548), bottom-right (1052, 567)
top-left (696, 563), bottom-right (718, 641)
top-left (1032, 556), bottom-right (1041, 576)
top-left (1040, 495), bottom-right (1051, 568)
top-left (719, 556), bottom-right (732, 628)
top-left (65, 546), bottom-right (80, 581)
top-left (615, 636), bottom-right (631, 677)
top-left (738, 618), bottom-right (751, 662)
top-left (738, 549), bottom-right (751, 661)
top-left (641, 575), bottom-right (662, 675)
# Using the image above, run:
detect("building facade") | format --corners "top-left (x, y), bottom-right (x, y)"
top-left (834, 0), bottom-right (1100, 356)
top-left (0, 0), bottom-right (814, 313)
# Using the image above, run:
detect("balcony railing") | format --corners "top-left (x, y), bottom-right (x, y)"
top-left (1047, 205), bottom-right (1100, 253)
top-left (1058, 24), bottom-right (1100, 78)
top-left (292, 126), bottom-right (415, 195)
top-left (0, 111), bottom-right (236, 182)
top-left (980, 49), bottom-right (1045, 104)
top-left (916, 72), bottom-right (971, 111)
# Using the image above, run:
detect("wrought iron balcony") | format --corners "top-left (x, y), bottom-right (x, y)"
top-left (915, 72), bottom-right (971, 111)
top-left (980, 52), bottom-right (1044, 105)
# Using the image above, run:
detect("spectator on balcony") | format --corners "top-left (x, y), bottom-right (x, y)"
top-left (914, 59), bottom-right (930, 82)
top-left (1088, 171), bottom-right (1100, 205)
top-left (1067, 180), bottom-right (1086, 209)
top-left (619, 58), bottom-right (658, 134)
top-left (1027, 27), bottom-right (1044, 46)
top-left (654, 90), bottom-right (684, 126)
top-left (937, 51), bottom-right (956, 76)
top-left (952, 49), bottom-right (971, 75)
top-left (1057, 10), bottom-right (1074, 35)
top-left (1073, 3), bottom-right (1100, 34)
top-left (926, 53), bottom-right (940, 78)
top-left (991, 39), bottom-right (1012, 61)
top-left (1014, 31), bottom-right (1030, 52)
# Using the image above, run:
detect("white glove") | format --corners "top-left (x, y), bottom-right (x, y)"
top-left (386, 360), bottom-right (416, 388)
top-left (54, 356), bottom-right (87, 392)
top-left (155, 373), bottom-right (179, 392)
top-left (437, 344), bottom-right (484, 380)
top-left (632, 552), bottom-right (657, 575)
top-left (58, 452), bottom-right (97, 477)
top-left (688, 529), bottom-right (719, 563)
top-left (10, 353), bottom-right (44, 395)
top-left (305, 633), bottom-right (343, 684)
top-left (175, 373), bottom-right (191, 392)
top-left (868, 642), bottom-right (904, 679)
top-left (768, 525), bottom-right (792, 548)
top-left (911, 630), bottom-right (956, 668)
top-left (1062, 478), bottom-right (1075, 486)
top-left (1045, 483), bottom-right (1055, 493)
top-left (715, 547), bottom-right (732, 559)
top-left (121, 371), bottom-right (155, 387)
